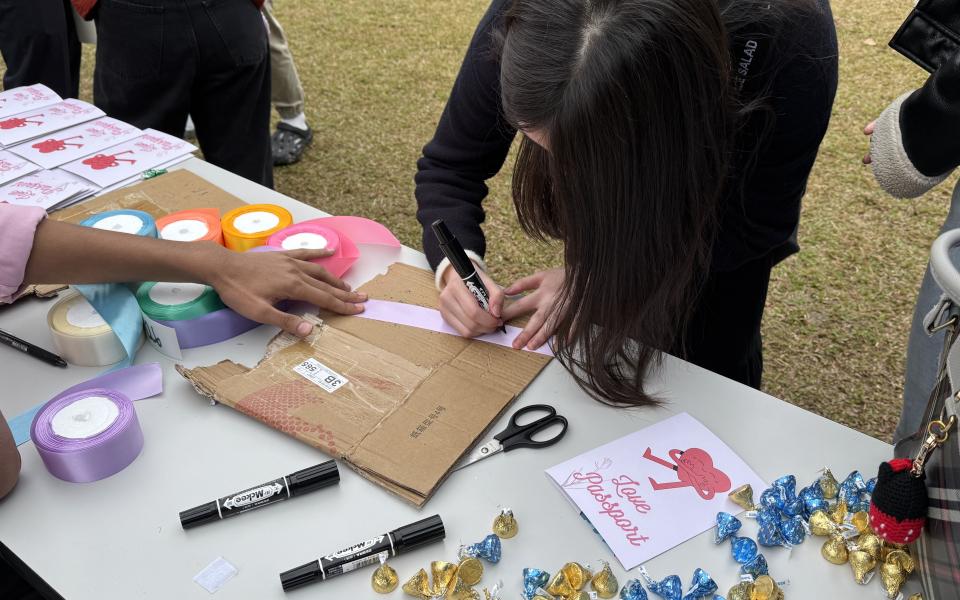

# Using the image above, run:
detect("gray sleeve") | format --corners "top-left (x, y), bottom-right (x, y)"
top-left (870, 92), bottom-right (951, 199)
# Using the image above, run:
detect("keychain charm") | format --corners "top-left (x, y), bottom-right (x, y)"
top-left (869, 416), bottom-right (956, 544)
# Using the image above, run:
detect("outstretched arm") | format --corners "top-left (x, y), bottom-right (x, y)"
top-left (22, 218), bottom-right (367, 337)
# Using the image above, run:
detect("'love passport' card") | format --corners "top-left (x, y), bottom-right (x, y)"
top-left (0, 169), bottom-right (95, 212)
top-left (545, 412), bottom-right (766, 570)
top-left (0, 150), bottom-right (40, 186)
top-left (0, 84), bottom-right (62, 120)
top-left (8, 117), bottom-right (142, 169)
top-left (60, 129), bottom-right (197, 188)
top-left (0, 99), bottom-right (104, 148)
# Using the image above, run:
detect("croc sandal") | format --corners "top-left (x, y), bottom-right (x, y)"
top-left (271, 122), bottom-right (313, 166)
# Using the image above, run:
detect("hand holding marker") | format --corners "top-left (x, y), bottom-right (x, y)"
top-left (432, 219), bottom-right (507, 335)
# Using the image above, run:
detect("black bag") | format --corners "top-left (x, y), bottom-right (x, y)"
top-left (890, 0), bottom-right (960, 72)
top-left (894, 229), bottom-right (960, 600)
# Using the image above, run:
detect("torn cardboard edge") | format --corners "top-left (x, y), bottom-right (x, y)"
top-left (14, 170), bottom-right (246, 301)
top-left (178, 263), bottom-right (552, 507)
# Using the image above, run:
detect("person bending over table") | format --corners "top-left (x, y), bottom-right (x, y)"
top-left (415, 0), bottom-right (838, 406)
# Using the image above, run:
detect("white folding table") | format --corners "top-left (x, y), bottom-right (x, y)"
top-left (0, 159), bottom-right (921, 598)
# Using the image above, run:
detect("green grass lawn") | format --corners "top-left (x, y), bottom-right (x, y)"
top-left (21, 0), bottom-right (953, 440)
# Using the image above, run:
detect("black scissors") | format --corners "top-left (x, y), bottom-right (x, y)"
top-left (452, 404), bottom-right (569, 471)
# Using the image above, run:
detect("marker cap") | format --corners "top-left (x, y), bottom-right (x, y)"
top-left (179, 501), bottom-right (219, 530)
top-left (280, 561), bottom-right (322, 591)
top-left (393, 514), bottom-right (445, 554)
top-left (288, 461), bottom-right (339, 497)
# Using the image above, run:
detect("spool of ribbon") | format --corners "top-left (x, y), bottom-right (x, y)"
top-left (265, 216), bottom-right (400, 277)
top-left (221, 203), bottom-right (292, 251)
top-left (136, 281), bottom-right (225, 321)
top-left (29, 363), bottom-right (163, 483)
top-left (47, 289), bottom-right (142, 367)
top-left (151, 307), bottom-right (259, 349)
top-left (156, 208), bottom-right (223, 244)
top-left (80, 209), bottom-right (157, 237)
top-left (136, 282), bottom-right (258, 350)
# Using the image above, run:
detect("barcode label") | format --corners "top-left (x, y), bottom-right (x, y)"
top-left (293, 358), bottom-right (348, 393)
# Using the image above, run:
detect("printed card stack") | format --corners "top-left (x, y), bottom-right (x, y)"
top-left (0, 85), bottom-right (197, 212)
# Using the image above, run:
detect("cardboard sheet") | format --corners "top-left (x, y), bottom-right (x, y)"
top-left (178, 263), bottom-right (552, 506)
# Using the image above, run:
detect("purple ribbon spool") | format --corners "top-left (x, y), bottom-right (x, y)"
top-left (154, 307), bottom-right (259, 349)
top-left (31, 388), bottom-right (144, 483)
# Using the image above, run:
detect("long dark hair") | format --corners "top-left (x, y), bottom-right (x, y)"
top-left (498, 0), bottom-right (795, 406)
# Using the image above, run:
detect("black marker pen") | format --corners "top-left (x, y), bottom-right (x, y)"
top-left (179, 461), bottom-right (339, 529)
top-left (280, 514), bottom-right (445, 591)
top-left (432, 219), bottom-right (507, 334)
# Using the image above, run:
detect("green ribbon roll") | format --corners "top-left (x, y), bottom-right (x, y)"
top-left (135, 282), bottom-right (225, 321)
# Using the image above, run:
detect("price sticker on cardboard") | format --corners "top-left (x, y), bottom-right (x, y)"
top-left (293, 358), bottom-right (348, 393)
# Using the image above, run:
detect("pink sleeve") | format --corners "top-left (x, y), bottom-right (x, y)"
top-left (0, 204), bottom-right (46, 304)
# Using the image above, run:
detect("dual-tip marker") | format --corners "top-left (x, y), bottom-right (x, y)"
top-left (179, 461), bottom-right (339, 529)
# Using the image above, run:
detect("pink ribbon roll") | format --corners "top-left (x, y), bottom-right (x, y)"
top-left (30, 363), bottom-right (163, 483)
top-left (265, 216), bottom-right (399, 278)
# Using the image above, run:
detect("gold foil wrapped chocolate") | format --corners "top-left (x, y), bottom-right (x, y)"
top-left (727, 576), bottom-right (783, 600)
top-left (822, 534), bottom-right (850, 564)
top-left (546, 571), bottom-right (575, 598)
top-left (372, 562), bottom-right (399, 594)
top-left (569, 592), bottom-right (592, 600)
top-left (590, 561), bottom-right (619, 599)
top-left (907, 594), bottom-right (923, 600)
top-left (492, 508), bottom-right (519, 539)
top-left (820, 468), bottom-right (839, 499)
top-left (856, 532), bottom-right (883, 561)
top-left (880, 549), bottom-right (916, 599)
top-left (457, 557), bottom-right (484, 587)
top-left (431, 561), bottom-right (460, 597)
top-left (449, 577), bottom-right (480, 600)
top-left (751, 575), bottom-right (784, 600)
top-left (560, 562), bottom-right (592, 591)
top-left (727, 581), bottom-right (752, 600)
top-left (848, 549), bottom-right (878, 584)
top-left (729, 484), bottom-right (757, 510)
top-left (851, 510), bottom-right (871, 534)
top-left (829, 499), bottom-right (848, 524)
top-left (402, 568), bottom-right (433, 599)
top-left (809, 510), bottom-right (838, 536)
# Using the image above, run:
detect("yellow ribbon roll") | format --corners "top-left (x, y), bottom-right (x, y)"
top-left (221, 204), bottom-right (292, 251)
top-left (47, 290), bottom-right (144, 367)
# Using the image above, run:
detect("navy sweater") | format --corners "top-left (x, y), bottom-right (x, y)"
top-left (414, 0), bottom-right (838, 273)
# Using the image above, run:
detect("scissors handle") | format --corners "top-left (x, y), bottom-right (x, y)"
top-left (495, 404), bottom-right (568, 451)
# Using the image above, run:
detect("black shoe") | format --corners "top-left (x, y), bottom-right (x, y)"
top-left (271, 122), bottom-right (313, 166)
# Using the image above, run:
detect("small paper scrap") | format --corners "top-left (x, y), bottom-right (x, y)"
top-left (193, 557), bottom-right (238, 594)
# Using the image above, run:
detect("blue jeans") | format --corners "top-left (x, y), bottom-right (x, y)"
top-left (897, 180), bottom-right (960, 442)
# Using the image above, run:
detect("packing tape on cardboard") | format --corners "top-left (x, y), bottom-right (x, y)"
top-left (79, 209), bottom-right (158, 237)
top-left (30, 363), bottom-right (162, 482)
top-left (156, 208), bottom-right (223, 244)
top-left (136, 281), bottom-right (225, 321)
top-left (353, 299), bottom-right (553, 356)
top-left (221, 204), bottom-right (292, 251)
top-left (47, 289), bottom-right (143, 367)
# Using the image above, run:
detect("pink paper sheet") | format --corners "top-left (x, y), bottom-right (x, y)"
top-left (352, 299), bottom-right (553, 356)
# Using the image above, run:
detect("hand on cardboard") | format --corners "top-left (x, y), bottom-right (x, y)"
top-left (439, 262), bottom-right (505, 337)
top-left (209, 248), bottom-right (367, 337)
top-left (502, 268), bottom-right (564, 351)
